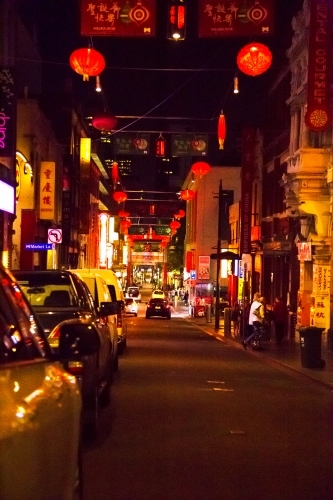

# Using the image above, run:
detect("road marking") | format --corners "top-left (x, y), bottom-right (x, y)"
top-left (207, 380), bottom-right (225, 384)
top-left (213, 388), bottom-right (234, 392)
top-left (229, 430), bottom-right (246, 435)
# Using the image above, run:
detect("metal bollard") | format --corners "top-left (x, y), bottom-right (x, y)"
top-left (224, 307), bottom-right (232, 335)
top-left (206, 304), bottom-right (212, 323)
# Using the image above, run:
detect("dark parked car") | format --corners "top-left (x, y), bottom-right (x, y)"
top-left (146, 298), bottom-right (171, 319)
top-left (0, 264), bottom-right (100, 499)
top-left (12, 269), bottom-right (118, 438)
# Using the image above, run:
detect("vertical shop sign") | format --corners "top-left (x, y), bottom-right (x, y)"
top-left (79, 138), bottom-right (91, 234)
top-left (304, 0), bottom-right (332, 132)
top-left (240, 127), bottom-right (256, 255)
top-left (198, 255), bottom-right (210, 280)
top-left (62, 166), bottom-right (71, 245)
top-left (0, 68), bottom-right (15, 162)
top-left (39, 162), bottom-right (55, 220)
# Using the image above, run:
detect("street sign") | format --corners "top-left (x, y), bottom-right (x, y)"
top-left (25, 243), bottom-right (53, 250)
top-left (190, 270), bottom-right (196, 279)
top-left (48, 228), bottom-right (62, 244)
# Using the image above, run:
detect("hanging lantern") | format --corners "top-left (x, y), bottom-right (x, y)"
top-left (111, 161), bottom-right (119, 188)
top-left (237, 43), bottom-right (272, 77)
top-left (191, 161), bottom-right (210, 178)
top-left (69, 47), bottom-right (105, 81)
top-left (167, 0), bottom-right (186, 41)
top-left (174, 209), bottom-right (185, 219)
top-left (120, 219), bottom-right (132, 233)
top-left (92, 112), bottom-right (118, 133)
top-left (218, 112), bottom-right (226, 150)
top-left (156, 133), bottom-right (166, 157)
top-left (169, 220), bottom-right (181, 231)
top-left (180, 189), bottom-right (195, 201)
top-left (113, 190), bottom-right (127, 204)
top-left (118, 210), bottom-right (130, 218)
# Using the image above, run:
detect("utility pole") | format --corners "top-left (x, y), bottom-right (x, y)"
top-left (214, 180), bottom-right (223, 331)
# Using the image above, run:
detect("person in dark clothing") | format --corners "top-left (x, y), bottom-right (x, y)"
top-left (184, 291), bottom-right (189, 306)
top-left (272, 297), bottom-right (288, 344)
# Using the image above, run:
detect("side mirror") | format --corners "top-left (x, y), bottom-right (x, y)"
top-left (100, 301), bottom-right (118, 316)
top-left (58, 321), bottom-right (100, 358)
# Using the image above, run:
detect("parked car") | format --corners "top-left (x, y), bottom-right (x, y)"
top-left (12, 269), bottom-right (117, 438)
top-left (125, 297), bottom-right (138, 316)
top-left (126, 285), bottom-right (141, 303)
top-left (151, 289), bottom-right (166, 299)
top-left (0, 264), bottom-right (100, 499)
top-left (70, 269), bottom-right (119, 368)
top-left (146, 298), bottom-right (171, 319)
top-left (80, 268), bottom-right (127, 354)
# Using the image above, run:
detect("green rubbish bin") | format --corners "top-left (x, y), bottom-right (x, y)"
top-left (298, 327), bottom-right (326, 369)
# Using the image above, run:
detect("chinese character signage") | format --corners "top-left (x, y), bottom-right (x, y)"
top-left (154, 225), bottom-right (172, 236)
top-left (0, 68), bottom-right (15, 161)
top-left (113, 134), bottom-right (150, 155)
top-left (313, 264), bottom-right (330, 294)
top-left (79, 138), bottom-right (91, 234)
top-left (171, 134), bottom-right (208, 156)
top-left (297, 242), bottom-right (312, 261)
top-left (81, 0), bottom-right (156, 37)
top-left (198, 0), bottom-right (274, 38)
top-left (304, 0), bottom-right (332, 132)
top-left (198, 255), bottom-right (210, 280)
top-left (39, 162), bottom-right (55, 220)
top-left (240, 127), bottom-right (256, 255)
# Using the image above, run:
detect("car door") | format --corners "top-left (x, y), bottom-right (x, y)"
top-left (0, 269), bottom-right (81, 500)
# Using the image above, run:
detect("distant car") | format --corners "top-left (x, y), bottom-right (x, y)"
top-left (146, 298), bottom-right (171, 319)
top-left (151, 289), bottom-right (166, 299)
top-left (13, 269), bottom-right (117, 438)
top-left (125, 298), bottom-right (138, 316)
top-left (1, 264), bottom-right (100, 499)
top-left (126, 286), bottom-right (141, 302)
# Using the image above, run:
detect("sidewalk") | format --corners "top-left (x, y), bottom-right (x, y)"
top-left (172, 302), bottom-right (333, 390)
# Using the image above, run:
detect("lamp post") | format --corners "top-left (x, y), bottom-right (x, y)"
top-left (214, 180), bottom-right (223, 331)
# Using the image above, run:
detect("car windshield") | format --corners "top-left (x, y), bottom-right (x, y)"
top-left (15, 273), bottom-right (78, 307)
top-left (125, 298), bottom-right (134, 305)
top-left (127, 287), bottom-right (139, 297)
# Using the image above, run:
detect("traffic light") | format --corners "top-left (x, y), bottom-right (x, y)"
top-left (167, 0), bottom-right (186, 41)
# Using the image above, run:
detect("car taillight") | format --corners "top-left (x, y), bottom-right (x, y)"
top-left (117, 311), bottom-right (122, 327)
top-left (67, 361), bottom-right (84, 375)
top-left (48, 325), bottom-right (60, 349)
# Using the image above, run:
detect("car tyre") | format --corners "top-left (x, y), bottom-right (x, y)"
top-left (145, 314), bottom-right (150, 319)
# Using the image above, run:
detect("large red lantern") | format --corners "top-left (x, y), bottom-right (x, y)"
top-left (92, 113), bottom-right (118, 133)
top-left (180, 189), bottom-right (195, 201)
top-left (169, 220), bottom-right (181, 231)
top-left (120, 219), bottom-right (132, 233)
top-left (174, 209), bottom-right (185, 219)
top-left (191, 161), bottom-right (210, 178)
top-left (111, 162), bottom-right (119, 188)
top-left (156, 133), bottom-right (166, 157)
top-left (118, 210), bottom-right (130, 218)
top-left (113, 190), bottom-right (127, 204)
top-left (237, 43), bottom-right (272, 77)
top-left (70, 48), bottom-right (105, 81)
top-left (218, 112), bottom-right (226, 150)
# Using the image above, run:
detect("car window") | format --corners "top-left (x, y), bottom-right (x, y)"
top-left (15, 272), bottom-right (78, 307)
top-left (107, 284), bottom-right (117, 302)
top-left (0, 273), bottom-right (49, 363)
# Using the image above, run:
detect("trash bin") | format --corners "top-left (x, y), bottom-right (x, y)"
top-left (224, 307), bottom-right (231, 336)
top-left (206, 303), bottom-right (212, 323)
top-left (298, 327), bottom-right (326, 369)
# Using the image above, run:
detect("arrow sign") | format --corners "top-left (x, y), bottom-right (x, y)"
top-left (48, 229), bottom-right (62, 244)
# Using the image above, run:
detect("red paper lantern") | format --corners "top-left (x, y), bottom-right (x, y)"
top-left (92, 113), bottom-right (118, 132)
top-left (69, 48), bottom-right (105, 81)
top-left (120, 219), bottom-right (132, 232)
top-left (178, 209), bottom-right (185, 218)
top-left (113, 190), bottom-right (127, 204)
top-left (191, 161), bottom-right (210, 178)
top-left (237, 43), bottom-right (272, 77)
top-left (169, 220), bottom-right (181, 230)
top-left (111, 161), bottom-right (119, 187)
top-left (156, 133), bottom-right (166, 157)
top-left (180, 189), bottom-right (195, 201)
top-left (118, 210), bottom-right (130, 218)
top-left (218, 113), bottom-right (226, 150)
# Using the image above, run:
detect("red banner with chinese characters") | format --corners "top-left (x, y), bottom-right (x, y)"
top-left (81, 0), bottom-right (156, 37)
top-left (39, 162), bottom-right (55, 220)
top-left (240, 128), bottom-right (256, 256)
top-left (305, 0), bottom-right (332, 132)
top-left (198, 0), bottom-right (274, 37)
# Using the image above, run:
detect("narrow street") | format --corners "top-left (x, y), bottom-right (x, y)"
top-left (82, 303), bottom-right (332, 500)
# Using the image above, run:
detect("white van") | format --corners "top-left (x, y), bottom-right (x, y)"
top-left (71, 270), bottom-right (119, 368)
top-left (75, 269), bottom-right (127, 354)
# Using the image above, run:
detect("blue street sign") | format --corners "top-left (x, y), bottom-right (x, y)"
top-left (25, 243), bottom-right (53, 250)
top-left (190, 270), bottom-right (196, 279)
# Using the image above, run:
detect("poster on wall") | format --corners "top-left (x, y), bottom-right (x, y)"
top-left (198, 255), bottom-right (210, 280)
top-left (81, 0), bottom-right (156, 37)
top-left (198, 0), bottom-right (274, 38)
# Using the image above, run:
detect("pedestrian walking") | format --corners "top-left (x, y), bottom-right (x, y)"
top-left (184, 291), bottom-right (189, 306)
top-left (272, 296), bottom-right (288, 344)
top-left (231, 300), bottom-right (241, 337)
top-left (242, 292), bottom-right (262, 349)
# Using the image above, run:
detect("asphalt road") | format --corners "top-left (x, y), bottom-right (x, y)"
top-left (82, 303), bottom-right (332, 500)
